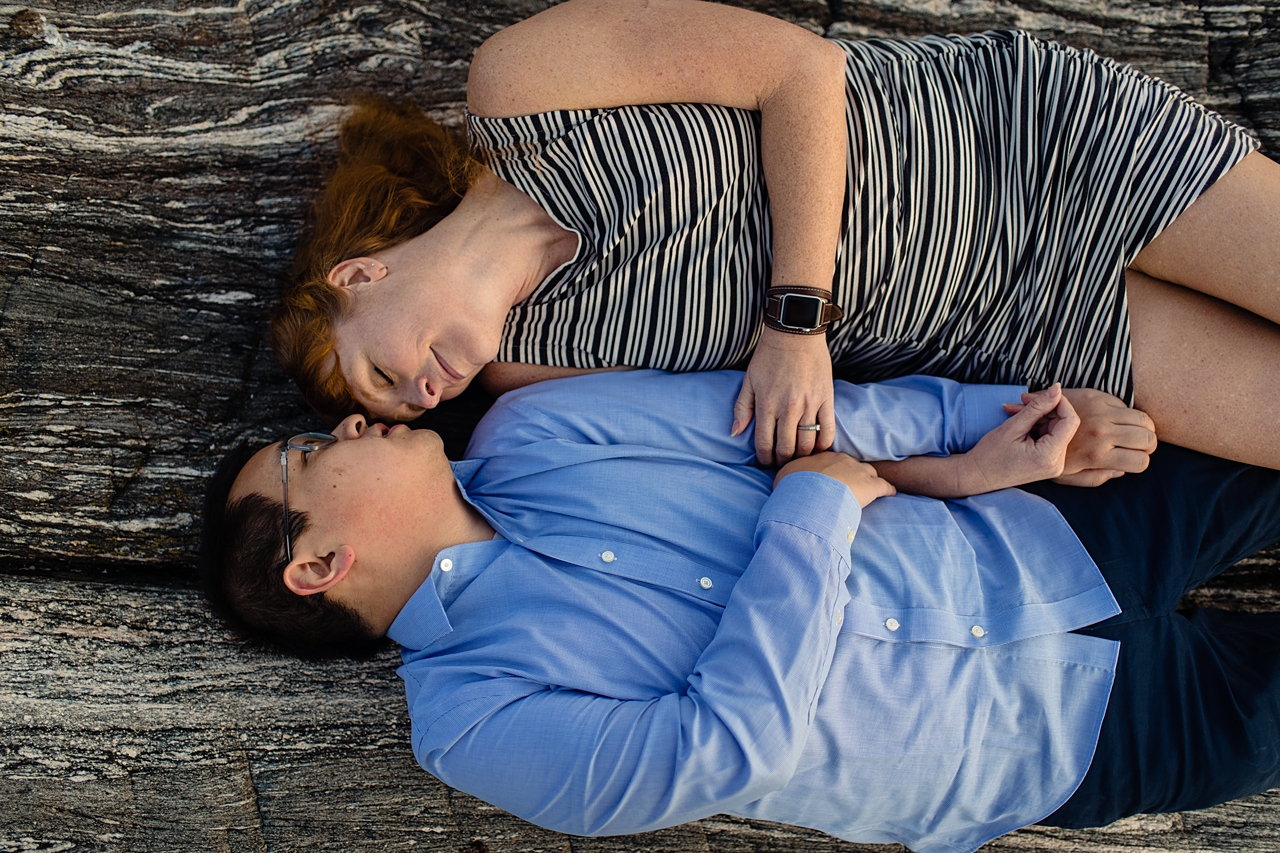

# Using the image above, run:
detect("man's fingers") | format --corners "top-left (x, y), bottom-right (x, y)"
top-left (874, 476), bottom-right (897, 499)
top-left (1002, 385), bottom-right (1063, 436)
top-left (1038, 396), bottom-right (1080, 448)
top-left (1050, 395), bottom-right (1081, 435)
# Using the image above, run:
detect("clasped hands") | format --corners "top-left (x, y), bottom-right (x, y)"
top-left (742, 328), bottom-right (1158, 491)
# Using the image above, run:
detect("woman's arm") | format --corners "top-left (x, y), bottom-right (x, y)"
top-left (478, 362), bottom-right (634, 397)
top-left (469, 0), bottom-right (849, 465)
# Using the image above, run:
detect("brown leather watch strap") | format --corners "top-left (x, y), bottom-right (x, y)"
top-left (763, 286), bottom-right (845, 335)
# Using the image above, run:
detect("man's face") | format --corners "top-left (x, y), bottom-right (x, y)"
top-left (229, 415), bottom-right (454, 569)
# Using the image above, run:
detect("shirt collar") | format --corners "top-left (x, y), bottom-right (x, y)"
top-left (386, 460), bottom-right (512, 650)
top-left (386, 535), bottom-right (511, 650)
top-left (385, 562), bottom-right (452, 650)
top-left (450, 458), bottom-right (483, 487)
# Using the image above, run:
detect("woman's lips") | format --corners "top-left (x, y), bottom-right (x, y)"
top-left (433, 349), bottom-right (465, 382)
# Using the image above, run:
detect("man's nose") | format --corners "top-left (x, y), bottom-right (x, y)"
top-left (334, 414), bottom-right (366, 440)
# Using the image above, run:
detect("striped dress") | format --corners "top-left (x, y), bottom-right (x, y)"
top-left (468, 31), bottom-right (1259, 403)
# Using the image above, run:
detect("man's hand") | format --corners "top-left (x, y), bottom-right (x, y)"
top-left (1003, 387), bottom-right (1157, 486)
top-left (963, 384), bottom-right (1080, 491)
top-left (733, 328), bottom-right (835, 467)
top-left (774, 451), bottom-right (896, 508)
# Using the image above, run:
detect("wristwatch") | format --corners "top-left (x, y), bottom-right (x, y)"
top-left (763, 286), bottom-right (845, 335)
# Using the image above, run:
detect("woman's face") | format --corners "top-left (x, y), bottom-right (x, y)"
top-left (331, 259), bottom-right (505, 421)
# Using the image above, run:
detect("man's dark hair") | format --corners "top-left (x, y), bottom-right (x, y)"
top-left (200, 441), bottom-right (386, 659)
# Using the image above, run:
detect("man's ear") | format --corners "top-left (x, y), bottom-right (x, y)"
top-left (327, 257), bottom-right (388, 290)
top-left (283, 545), bottom-right (357, 596)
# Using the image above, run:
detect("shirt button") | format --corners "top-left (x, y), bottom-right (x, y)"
top-left (836, 612), bottom-right (843, 623)
top-left (970, 625), bottom-right (985, 638)
top-left (885, 618), bottom-right (900, 632)
top-left (846, 529), bottom-right (855, 544)
top-left (439, 558), bottom-right (453, 572)
top-left (699, 577), bottom-right (713, 590)
top-left (601, 551), bottom-right (615, 563)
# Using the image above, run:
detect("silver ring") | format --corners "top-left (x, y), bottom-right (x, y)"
top-left (797, 423), bottom-right (821, 432)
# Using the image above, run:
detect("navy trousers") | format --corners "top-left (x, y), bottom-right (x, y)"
top-left (1020, 444), bottom-right (1280, 827)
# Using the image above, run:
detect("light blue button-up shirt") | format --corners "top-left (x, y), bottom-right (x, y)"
top-left (388, 370), bottom-right (1120, 853)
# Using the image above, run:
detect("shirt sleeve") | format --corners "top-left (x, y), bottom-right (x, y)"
top-left (406, 472), bottom-right (859, 836)
top-left (468, 369), bottom-right (1025, 463)
top-left (829, 375), bottom-right (1026, 460)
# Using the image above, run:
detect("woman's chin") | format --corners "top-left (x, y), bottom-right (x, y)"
top-left (440, 374), bottom-right (477, 401)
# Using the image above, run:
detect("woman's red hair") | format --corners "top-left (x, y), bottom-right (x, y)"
top-left (273, 99), bottom-right (483, 422)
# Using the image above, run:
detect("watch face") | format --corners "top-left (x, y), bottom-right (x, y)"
top-left (779, 294), bottom-right (823, 329)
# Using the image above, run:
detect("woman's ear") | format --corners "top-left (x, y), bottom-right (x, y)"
top-left (327, 258), bottom-right (389, 290)
top-left (282, 545), bottom-right (357, 596)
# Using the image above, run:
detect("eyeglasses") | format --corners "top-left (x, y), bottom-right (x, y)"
top-left (280, 432), bottom-right (338, 561)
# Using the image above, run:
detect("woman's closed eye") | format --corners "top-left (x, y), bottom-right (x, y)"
top-left (373, 365), bottom-right (395, 388)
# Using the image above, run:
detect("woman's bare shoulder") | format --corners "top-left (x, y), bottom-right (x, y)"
top-left (466, 0), bottom-right (603, 118)
top-left (466, 0), bottom-right (831, 118)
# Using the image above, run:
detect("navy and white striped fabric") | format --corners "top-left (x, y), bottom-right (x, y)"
top-left (468, 31), bottom-right (1259, 402)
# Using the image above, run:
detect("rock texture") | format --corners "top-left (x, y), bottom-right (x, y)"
top-left (4, 1), bottom-right (1280, 850)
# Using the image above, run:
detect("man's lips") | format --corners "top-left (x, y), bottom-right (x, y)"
top-left (433, 349), bottom-right (465, 383)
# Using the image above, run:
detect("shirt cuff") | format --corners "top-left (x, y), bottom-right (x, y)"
top-left (760, 471), bottom-right (863, 554)
top-left (960, 384), bottom-right (1026, 450)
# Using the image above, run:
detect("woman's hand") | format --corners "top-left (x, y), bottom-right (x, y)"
top-left (733, 328), bottom-right (835, 466)
top-left (1002, 387), bottom-right (1157, 486)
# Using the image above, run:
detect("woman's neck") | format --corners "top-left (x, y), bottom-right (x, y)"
top-left (456, 169), bottom-right (578, 307)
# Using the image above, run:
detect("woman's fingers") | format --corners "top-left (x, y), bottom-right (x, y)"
top-left (770, 407), bottom-right (799, 466)
top-left (791, 418), bottom-right (817, 460)
top-left (1108, 423), bottom-right (1158, 453)
top-left (817, 399), bottom-right (836, 453)
top-left (1053, 469), bottom-right (1124, 487)
top-left (766, 394), bottom-right (833, 465)
top-left (756, 399), bottom-right (826, 466)
top-left (1099, 446), bottom-right (1153, 474)
top-left (741, 329), bottom-right (835, 465)
top-left (732, 378), bottom-right (756, 437)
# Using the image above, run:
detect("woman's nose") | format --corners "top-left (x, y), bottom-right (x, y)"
top-left (334, 414), bottom-right (366, 439)
top-left (407, 376), bottom-right (440, 410)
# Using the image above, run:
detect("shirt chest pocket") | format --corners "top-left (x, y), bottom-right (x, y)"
top-left (840, 502), bottom-right (997, 647)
